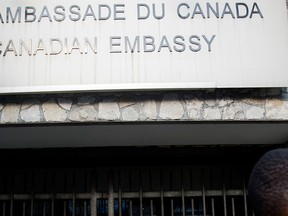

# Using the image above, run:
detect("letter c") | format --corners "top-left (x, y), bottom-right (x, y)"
top-left (177, 3), bottom-right (190, 19)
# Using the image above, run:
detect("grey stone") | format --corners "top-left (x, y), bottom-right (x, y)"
top-left (1, 104), bottom-right (21, 123)
top-left (98, 100), bottom-right (120, 120)
top-left (69, 106), bottom-right (97, 122)
top-left (20, 105), bottom-right (41, 123)
top-left (185, 100), bottom-right (204, 120)
top-left (140, 100), bottom-right (157, 120)
top-left (245, 106), bottom-right (265, 120)
top-left (235, 112), bottom-right (245, 120)
top-left (43, 99), bottom-right (68, 122)
top-left (159, 95), bottom-right (184, 120)
top-left (0, 104), bottom-right (3, 111)
top-left (203, 107), bottom-right (222, 120)
top-left (58, 98), bottom-right (73, 111)
top-left (222, 103), bottom-right (245, 120)
top-left (122, 107), bottom-right (139, 121)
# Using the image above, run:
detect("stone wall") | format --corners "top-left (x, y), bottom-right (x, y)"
top-left (0, 88), bottom-right (287, 124)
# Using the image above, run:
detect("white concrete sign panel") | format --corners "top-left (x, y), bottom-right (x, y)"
top-left (0, 0), bottom-right (288, 93)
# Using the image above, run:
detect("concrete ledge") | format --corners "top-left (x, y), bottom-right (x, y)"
top-left (1, 122), bottom-right (288, 148)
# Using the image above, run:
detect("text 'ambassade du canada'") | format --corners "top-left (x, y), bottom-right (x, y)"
top-left (0, 2), bottom-right (263, 56)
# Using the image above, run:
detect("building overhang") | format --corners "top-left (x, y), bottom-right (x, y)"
top-left (0, 122), bottom-right (287, 149)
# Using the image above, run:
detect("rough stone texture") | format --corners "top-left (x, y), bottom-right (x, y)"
top-left (185, 99), bottom-right (204, 120)
top-left (139, 100), bottom-right (157, 120)
top-left (0, 104), bottom-right (21, 123)
top-left (69, 106), bottom-right (97, 122)
top-left (43, 99), bottom-right (68, 122)
top-left (122, 106), bottom-right (139, 121)
top-left (1, 88), bottom-right (288, 124)
top-left (245, 106), bottom-right (265, 120)
top-left (203, 107), bottom-right (222, 120)
top-left (20, 105), bottom-right (41, 123)
top-left (159, 94), bottom-right (184, 120)
top-left (222, 103), bottom-right (245, 120)
top-left (266, 98), bottom-right (288, 120)
top-left (98, 100), bottom-right (120, 121)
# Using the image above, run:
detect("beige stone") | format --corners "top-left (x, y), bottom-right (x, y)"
top-left (140, 100), bottom-right (157, 120)
top-left (243, 98), bottom-right (265, 106)
top-left (266, 98), bottom-right (288, 120)
top-left (43, 99), bottom-right (67, 122)
top-left (1, 104), bottom-right (20, 123)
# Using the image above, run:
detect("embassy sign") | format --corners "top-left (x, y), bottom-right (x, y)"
top-left (0, 0), bottom-right (288, 94)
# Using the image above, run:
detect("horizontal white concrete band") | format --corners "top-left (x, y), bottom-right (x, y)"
top-left (0, 82), bottom-right (216, 95)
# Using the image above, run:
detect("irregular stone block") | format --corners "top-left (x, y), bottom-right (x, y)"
top-left (20, 105), bottom-right (41, 123)
top-left (203, 107), bottom-right (222, 120)
top-left (246, 106), bottom-right (265, 120)
top-left (222, 103), bottom-right (245, 120)
top-left (140, 100), bottom-right (157, 120)
top-left (98, 100), bottom-right (120, 120)
top-left (159, 95), bottom-right (184, 120)
top-left (43, 99), bottom-right (68, 122)
top-left (185, 100), bottom-right (204, 120)
top-left (69, 106), bottom-right (97, 122)
top-left (122, 107), bottom-right (139, 121)
top-left (266, 98), bottom-right (288, 120)
top-left (1, 104), bottom-right (21, 123)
